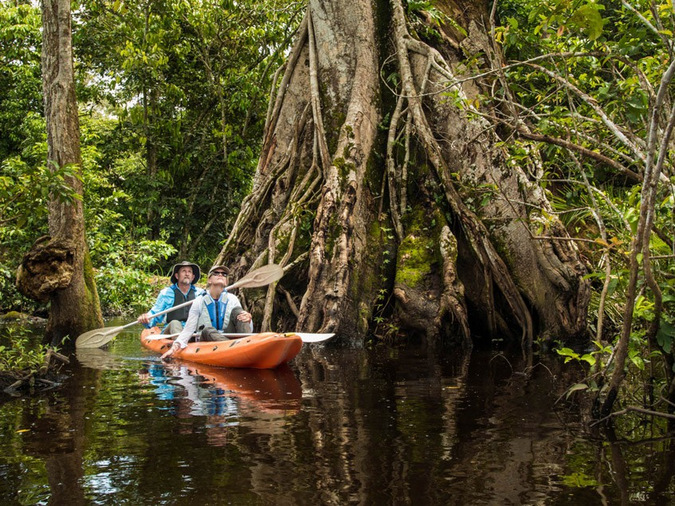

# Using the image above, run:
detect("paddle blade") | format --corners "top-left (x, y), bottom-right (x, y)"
top-left (219, 332), bottom-right (335, 343)
top-left (296, 333), bottom-right (335, 343)
top-left (75, 326), bottom-right (124, 348)
top-left (228, 264), bottom-right (284, 290)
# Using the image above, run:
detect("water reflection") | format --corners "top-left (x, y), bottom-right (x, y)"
top-left (75, 347), bottom-right (126, 370)
top-left (12, 366), bottom-right (101, 506)
top-left (1, 330), bottom-right (674, 504)
top-left (137, 362), bottom-right (302, 427)
top-left (77, 341), bottom-right (303, 442)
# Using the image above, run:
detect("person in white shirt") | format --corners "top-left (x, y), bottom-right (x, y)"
top-left (161, 265), bottom-right (253, 360)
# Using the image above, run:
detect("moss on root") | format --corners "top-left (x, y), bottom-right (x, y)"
top-left (82, 251), bottom-right (103, 329)
top-left (395, 208), bottom-right (442, 289)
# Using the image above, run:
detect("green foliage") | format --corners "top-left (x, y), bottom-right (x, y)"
top-left (556, 340), bottom-right (612, 367)
top-left (0, 0), bottom-right (301, 317)
top-left (93, 239), bottom-right (177, 315)
top-left (561, 471), bottom-right (598, 488)
top-left (567, 3), bottom-right (606, 41)
top-left (656, 319), bottom-right (675, 355)
top-left (0, 2), bottom-right (42, 161)
top-left (406, 0), bottom-right (466, 42)
top-left (0, 262), bottom-right (40, 315)
top-left (95, 265), bottom-right (157, 316)
top-left (0, 115), bottom-right (81, 312)
top-left (0, 327), bottom-right (50, 374)
top-left (0, 15), bottom-right (51, 266)
top-left (72, 0), bottom-right (301, 263)
top-left (492, 0), bottom-right (675, 406)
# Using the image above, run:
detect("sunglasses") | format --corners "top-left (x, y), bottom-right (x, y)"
top-left (211, 271), bottom-right (228, 277)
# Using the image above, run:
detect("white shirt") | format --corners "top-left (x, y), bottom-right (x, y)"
top-left (174, 291), bottom-right (252, 348)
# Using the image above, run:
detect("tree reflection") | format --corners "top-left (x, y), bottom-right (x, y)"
top-left (2, 342), bottom-right (674, 503)
top-left (20, 366), bottom-right (101, 506)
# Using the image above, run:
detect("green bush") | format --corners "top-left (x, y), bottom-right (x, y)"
top-left (0, 262), bottom-right (41, 315)
top-left (95, 265), bottom-right (156, 316)
top-left (0, 326), bottom-right (50, 374)
top-left (92, 239), bottom-right (177, 316)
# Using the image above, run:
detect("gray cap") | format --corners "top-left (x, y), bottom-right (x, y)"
top-left (208, 265), bottom-right (230, 277)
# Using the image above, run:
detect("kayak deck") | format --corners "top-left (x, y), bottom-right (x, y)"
top-left (141, 327), bottom-right (303, 369)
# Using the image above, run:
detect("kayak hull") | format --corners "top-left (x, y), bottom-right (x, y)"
top-left (140, 327), bottom-right (303, 369)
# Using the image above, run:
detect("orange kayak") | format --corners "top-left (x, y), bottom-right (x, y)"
top-left (140, 327), bottom-right (303, 369)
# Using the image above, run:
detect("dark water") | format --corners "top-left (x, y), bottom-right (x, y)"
top-left (1, 325), bottom-right (674, 505)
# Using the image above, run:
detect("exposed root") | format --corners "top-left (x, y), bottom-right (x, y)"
top-left (278, 284), bottom-right (301, 319)
top-left (439, 226), bottom-right (471, 348)
top-left (214, 0), bottom-right (589, 343)
top-left (385, 90), bottom-right (406, 241)
top-left (306, 10), bottom-right (332, 170)
top-left (390, 0), bottom-right (534, 345)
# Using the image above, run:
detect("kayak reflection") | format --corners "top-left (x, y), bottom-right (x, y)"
top-left (139, 361), bottom-right (302, 419)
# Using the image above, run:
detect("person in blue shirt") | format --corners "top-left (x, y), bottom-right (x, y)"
top-left (137, 261), bottom-right (206, 334)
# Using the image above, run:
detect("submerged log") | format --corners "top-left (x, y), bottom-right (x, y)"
top-left (1, 349), bottom-right (68, 397)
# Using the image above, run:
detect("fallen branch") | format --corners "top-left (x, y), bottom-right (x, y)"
top-left (591, 405), bottom-right (675, 427)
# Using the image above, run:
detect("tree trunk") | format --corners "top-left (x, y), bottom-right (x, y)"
top-left (16, 0), bottom-right (103, 347)
top-left (215, 0), bottom-right (589, 346)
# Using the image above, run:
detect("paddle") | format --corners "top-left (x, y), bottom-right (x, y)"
top-left (221, 332), bottom-right (335, 343)
top-left (144, 331), bottom-right (335, 343)
top-left (75, 264), bottom-right (284, 349)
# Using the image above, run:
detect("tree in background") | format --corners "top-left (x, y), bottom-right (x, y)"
top-left (489, 0), bottom-right (675, 418)
top-left (74, 0), bottom-right (302, 266)
top-left (16, 0), bottom-right (103, 346)
top-left (1, 0), bottom-right (673, 425)
top-left (1, 1), bottom-right (300, 315)
top-left (210, 0), bottom-right (675, 422)
top-left (0, 2), bottom-right (60, 315)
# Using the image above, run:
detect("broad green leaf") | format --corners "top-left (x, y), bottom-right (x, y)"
top-left (569, 4), bottom-right (606, 41)
top-left (656, 321), bottom-right (675, 353)
top-left (581, 354), bottom-right (596, 366)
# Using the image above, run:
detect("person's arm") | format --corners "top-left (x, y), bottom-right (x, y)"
top-left (230, 294), bottom-right (254, 332)
top-left (161, 297), bottom-right (202, 359)
top-left (175, 301), bottom-right (201, 348)
top-left (236, 311), bottom-right (254, 332)
top-left (138, 288), bottom-right (173, 328)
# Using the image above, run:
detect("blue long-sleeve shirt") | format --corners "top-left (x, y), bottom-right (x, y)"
top-left (143, 284), bottom-right (206, 328)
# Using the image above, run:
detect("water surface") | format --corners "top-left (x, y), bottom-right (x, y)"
top-left (1, 326), bottom-right (673, 505)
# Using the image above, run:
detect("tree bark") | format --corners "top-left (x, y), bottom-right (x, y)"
top-left (16, 0), bottom-right (103, 347)
top-left (215, 0), bottom-right (589, 346)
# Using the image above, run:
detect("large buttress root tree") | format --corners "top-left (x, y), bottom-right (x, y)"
top-left (16, 0), bottom-right (102, 347)
top-left (215, 0), bottom-right (590, 345)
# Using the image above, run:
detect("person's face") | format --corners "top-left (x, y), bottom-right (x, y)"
top-left (177, 266), bottom-right (195, 284)
top-left (209, 269), bottom-right (228, 287)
